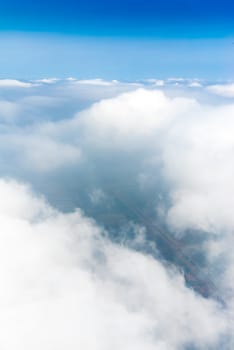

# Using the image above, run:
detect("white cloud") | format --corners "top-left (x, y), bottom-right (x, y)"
top-left (0, 179), bottom-right (227, 350)
top-left (162, 103), bottom-right (234, 234)
top-left (66, 77), bottom-right (77, 81)
top-left (77, 88), bottom-right (198, 146)
top-left (0, 79), bottom-right (33, 88)
top-left (76, 79), bottom-right (119, 86)
top-left (33, 78), bottom-right (59, 84)
top-left (4, 134), bottom-right (82, 172)
top-left (188, 81), bottom-right (202, 88)
top-left (207, 83), bottom-right (234, 97)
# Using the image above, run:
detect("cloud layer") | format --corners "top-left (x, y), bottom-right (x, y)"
top-left (0, 78), bottom-right (234, 349)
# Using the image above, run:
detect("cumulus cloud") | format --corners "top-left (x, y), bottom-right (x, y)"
top-left (77, 88), bottom-right (198, 146)
top-left (0, 178), bottom-right (228, 350)
top-left (0, 79), bottom-right (34, 88)
top-left (207, 83), bottom-right (234, 98)
top-left (188, 81), bottom-right (202, 88)
top-left (33, 78), bottom-right (60, 84)
top-left (75, 78), bottom-right (119, 86)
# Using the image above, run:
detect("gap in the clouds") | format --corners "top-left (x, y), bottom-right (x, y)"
top-left (32, 163), bottom-right (219, 301)
top-left (3, 146), bottom-right (218, 301)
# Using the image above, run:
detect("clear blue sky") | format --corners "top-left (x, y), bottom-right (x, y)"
top-left (0, 0), bottom-right (233, 79)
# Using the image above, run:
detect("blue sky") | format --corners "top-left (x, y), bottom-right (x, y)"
top-left (0, 0), bottom-right (233, 79)
top-left (0, 0), bottom-right (233, 36)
